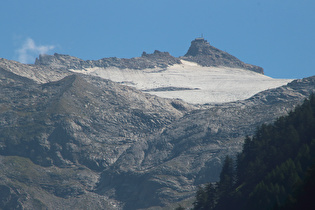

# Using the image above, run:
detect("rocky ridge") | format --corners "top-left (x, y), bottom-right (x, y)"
top-left (34, 38), bottom-right (262, 74)
top-left (35, 50), bottom-right (182, 70)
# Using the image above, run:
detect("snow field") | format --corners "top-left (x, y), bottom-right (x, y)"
top-left (70, 60), bottom-right (293, 104)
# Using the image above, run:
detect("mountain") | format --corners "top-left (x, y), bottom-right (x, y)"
top-left (0, 38), bottom-right (314, 209)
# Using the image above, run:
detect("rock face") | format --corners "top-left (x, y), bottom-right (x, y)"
top-left (0, 48), bottom-right (314, 209)
top-left (182, 38), bottom-right (264, 74)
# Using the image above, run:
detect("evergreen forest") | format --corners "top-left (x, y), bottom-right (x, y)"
top-left (192, 93), bottom-right (315, 210)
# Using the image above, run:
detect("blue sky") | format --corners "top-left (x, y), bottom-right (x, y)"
top-left (1, 0), bottom-right (314, 79)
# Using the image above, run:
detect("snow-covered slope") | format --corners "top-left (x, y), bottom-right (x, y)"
top-left (70, 60), bottom-right (292, 104)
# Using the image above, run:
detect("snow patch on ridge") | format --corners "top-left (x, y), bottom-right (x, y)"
top-left (69, 60), bottom-right (292, 104)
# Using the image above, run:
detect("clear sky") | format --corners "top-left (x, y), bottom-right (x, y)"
top-left (1, 0), bottom-right (314, 79)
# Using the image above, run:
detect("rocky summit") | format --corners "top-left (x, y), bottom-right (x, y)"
top-left (0, 38), bottom-right (314, 209)
top-left (182, 37), bottom-right (264, 73)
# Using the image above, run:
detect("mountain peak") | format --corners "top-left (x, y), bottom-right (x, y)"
top-left (184, 37), bottom-right (211, 56)
top-left (183, 38), bottom-right (264, 74)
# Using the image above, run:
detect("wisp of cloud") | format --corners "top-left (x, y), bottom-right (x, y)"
top-left (17, 38), bottom-right (55, 64)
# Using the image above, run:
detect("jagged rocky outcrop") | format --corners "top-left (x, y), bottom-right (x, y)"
top-left (35, 50), bottom-right (182, 70)
top-left (182, 38), bottom-right (264, 74)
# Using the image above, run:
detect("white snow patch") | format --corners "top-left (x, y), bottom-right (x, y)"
top-left (70, 60), bottom-right (293, 104)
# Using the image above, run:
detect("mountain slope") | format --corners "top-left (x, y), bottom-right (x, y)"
top-left (0, 66), bottom-right (194, 209)
top-left (0, 69), bottom-right (191, 170)
top-left (95, 76), bottom-right (315, 209)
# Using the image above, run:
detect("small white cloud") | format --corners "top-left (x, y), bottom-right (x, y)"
top-left (16, 38), bottom-right (55, 64)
